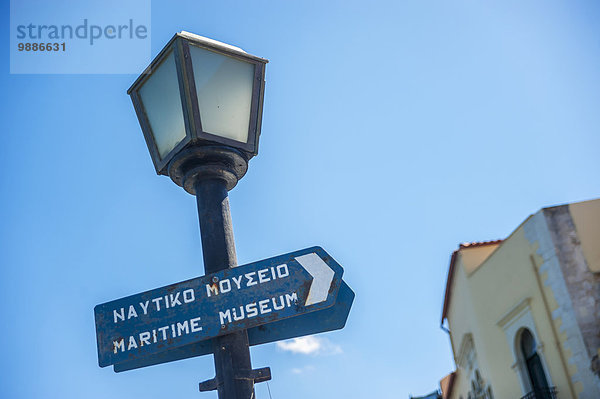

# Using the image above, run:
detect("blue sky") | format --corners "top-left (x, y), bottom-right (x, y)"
top-left (1, 1), bottom-right (599, 398)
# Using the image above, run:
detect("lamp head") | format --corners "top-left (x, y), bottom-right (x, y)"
top-left (128, 32), bottom-right (268, 175)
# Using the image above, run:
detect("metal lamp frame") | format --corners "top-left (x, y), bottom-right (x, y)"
top-left (128, 32), bottom-right (268, 175)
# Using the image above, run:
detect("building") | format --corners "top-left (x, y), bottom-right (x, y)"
top-left (440, 199), bottom-right (600, 399)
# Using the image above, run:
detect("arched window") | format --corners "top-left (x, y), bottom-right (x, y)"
top-left (469, 370), bottom-right (493, 399)
top-left (520, 329), bottom-right (549, 393)
top-left (474, 370), bottom-right (483, 390)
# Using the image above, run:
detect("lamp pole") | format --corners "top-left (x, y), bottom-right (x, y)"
top-left (168, 145), bottom-right (269, 398)
top-left (196, 176), bottom-right (255, 399)
top-left (127, 32), bottom-right (270, 398)
top-left (104, 32), bottom-right (350, 393)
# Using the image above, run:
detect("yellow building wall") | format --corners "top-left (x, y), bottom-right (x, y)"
top-left (449, 368), bottom-right (470, 399)
top-left (446, 260), bottom-right (480, 399)
top-left (460, 245), bottom-right (498, 275)
top-left (569, 199), bottom-right (600, 273)
top-left (446, 225), bottom-right (574, 398)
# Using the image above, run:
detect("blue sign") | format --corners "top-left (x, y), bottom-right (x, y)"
top-left (95, 246), bottom-right (345, 368)
top-left (113, 280), bottom-right (354, 372)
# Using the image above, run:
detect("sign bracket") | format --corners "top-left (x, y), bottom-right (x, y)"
top-left (200, 367), bottom-right (271, 392)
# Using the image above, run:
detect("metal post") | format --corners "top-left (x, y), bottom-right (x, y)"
top-left (167, 145), bottom-right (270, 397)
top-left (195, 177), bottom-right (255, 399)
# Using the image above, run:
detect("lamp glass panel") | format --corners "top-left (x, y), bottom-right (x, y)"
top-left (190, 45), bottom-right (255, 143)
top-left (139, 51), bottom-right (186, 160)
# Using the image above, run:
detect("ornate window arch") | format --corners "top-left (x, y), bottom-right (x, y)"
top-left (515, 327), bottom-right (552, 393)
top-left (497, 298), bottom-right (553, 394)
top-left (468, 369), bottom-right (493, 399)
top-left (456, 334), bottom-right (494, 399)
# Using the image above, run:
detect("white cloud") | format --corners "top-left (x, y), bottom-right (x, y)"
top-left (291, 365), bottom-right (315, 374)
top-left (277, 336), bottom-right (320, 354)
top-left (276, 336), bottom-right (342, 356)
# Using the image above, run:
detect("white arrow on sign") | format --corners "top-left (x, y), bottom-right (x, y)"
top-left (295, 253), bottom-right (335, 306)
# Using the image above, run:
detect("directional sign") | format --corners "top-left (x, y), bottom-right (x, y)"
top-left (95, 246), bottom-right (344, 368)
top-left (113, 280), bottom-right (354, 372)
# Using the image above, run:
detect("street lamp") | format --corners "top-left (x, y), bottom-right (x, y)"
top-left (128, 31), bottom-right (267, 179)
top-left (128, 32), bottom-right (269, 399)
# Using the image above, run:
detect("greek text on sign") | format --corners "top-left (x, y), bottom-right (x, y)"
top-left (94, 246), bottom-right (344, 367)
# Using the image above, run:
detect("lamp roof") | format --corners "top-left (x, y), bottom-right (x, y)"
top-left (128, 32), bottom-right (268, 95)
